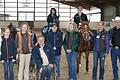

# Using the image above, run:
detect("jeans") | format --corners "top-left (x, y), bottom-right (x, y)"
top-left (40, 65), bottom-right (53, 80)
top-left (4, 60), bottom-right (14, 80)
top-left (55, 56), bottom-right (61, 78)
top-left (52, 55), bottom-right (61, 80)
top-left (66, 51), bottom-right (78, 80)
top-left (111, 48), bottom-right (120, 80)
top-left (92, 52), bottom-right (106, 80)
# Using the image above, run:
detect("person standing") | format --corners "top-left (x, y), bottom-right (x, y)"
top-left (29, 27), bottom-right (37, 45)
top-left (0, 28), bottom-right (2, 57)
top-left (32, 35), bottom-right (54, 80)
top-left (109, 16), bottom-right (120, 80)
top-left (16, 22), bottom-right (32, 80)
top-left (74, 6), bottom-right (88, 26)
top-left (63, 23), bottom-right (79, 80)
top-left (46, 23), bottom-right (63, 80)
top-left (1, 27), bottom-right (16, 80)
top-left (92, 21), bottom-right (110, 80)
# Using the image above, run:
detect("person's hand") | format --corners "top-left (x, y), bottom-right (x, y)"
top-left (49, 64), bottom-right (54, 68)
top-left (53, 47), bottom-right (56, 50)
top-left (105, 53), bottom-right (109, 56)
top-left (17, 48), bottom-right (22, 54)
top-left (16, 54), bottom-right (19, 60)
top-left (12, 59), bottom-right (16, 62)
top-left (17, 48), bottom-right (20, 53)
top-left (29, 47), bottom-right (32, 53)
top-left (1, 60), bottom-right (4, 63)
top-left (66, 49), bottom-right (71, 53)
top-left (39, 68), bottom-right (43, 74)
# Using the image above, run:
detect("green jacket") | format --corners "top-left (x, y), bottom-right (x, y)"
top-left (63, 31), bottom-right (79, 52)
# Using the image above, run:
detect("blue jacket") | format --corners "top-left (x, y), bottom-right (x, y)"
top-left (32, 44), bottom-right (54, 69)
top-left (46, 31), bottom-right (63, 56)
top-left (1, 37), bottom-right (16, 61)
top-left (93, 29), bottom-right (110, 53)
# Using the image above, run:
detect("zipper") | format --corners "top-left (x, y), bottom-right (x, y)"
top-left (6, 38), bottom-right (9, 61)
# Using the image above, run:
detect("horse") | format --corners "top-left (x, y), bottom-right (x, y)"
top-left (77, 21), bottom-right (93, 74)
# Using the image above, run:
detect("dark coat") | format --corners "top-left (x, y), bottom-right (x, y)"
top-left (46, 31), bottom-right (63, 56)
top-left (1, 37), bottom-right (16, 61)
top-left (93, 30), bottom-right (110, 53)
top-left (32, 44), bottom-right (54, 69)
top-left (74, 13), bottom-right (88, 25)
top-left (31, 31), bottom-right (37, 45)
top-left (47, 14), bottom-right (59, 26)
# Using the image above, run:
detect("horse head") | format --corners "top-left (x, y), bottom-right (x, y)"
top-left (78, 21), bottom-right (90, 41)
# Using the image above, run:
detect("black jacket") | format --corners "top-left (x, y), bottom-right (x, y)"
top-left (32, 44), bottom-right (54, 69)
top-left (46, 31), bottom-right (63, 56)
top-left (74, 13), bottom-right (88, 25)
top-left (1, 37), bottom-right (16, 61)
top-left (47, 14), bottom-right (59, 26)
top-left (109, 26), bottom-right (120, 47)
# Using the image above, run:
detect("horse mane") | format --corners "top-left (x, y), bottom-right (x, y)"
top-left (80, 21), bottom-right (90, 31)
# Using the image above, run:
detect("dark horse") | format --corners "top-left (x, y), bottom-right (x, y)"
top-left (77, 21), bottom-right (93, 74)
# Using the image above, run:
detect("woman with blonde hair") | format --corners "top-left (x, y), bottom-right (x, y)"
top-left (63, 22), bottom-right (79, 80)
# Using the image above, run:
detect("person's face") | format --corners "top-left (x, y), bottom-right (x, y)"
top-left (98, 22), bottom-right (104, 31)
top-left (77, 6), bottom-right (83, 12)
top-left (51, 25), bottom-right (57, 32)
top-left (52, 9), bottom-right (55, 14)
top-left (38, 37), bottom-right (45, 46)
top-left (68, 24), bottom-right (74, 31)
top-left (4, 29), bottom-right (10, 37)
top-left (21, 24), bottom-right (28, 32)
top-left (115, 20), bottom-right (120, 27)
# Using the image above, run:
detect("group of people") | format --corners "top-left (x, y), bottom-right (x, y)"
top-left (0, 6), bottom-right (120, 80)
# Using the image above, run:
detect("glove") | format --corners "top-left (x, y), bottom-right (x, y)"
top-left (12, 59), bottom-right (16, 62)
top-left (1, 60), bottom-right (4, 63)
top-left (39, 68), bottom-right (43, 74)
top-left (66, 49), bottom-right (71, 53)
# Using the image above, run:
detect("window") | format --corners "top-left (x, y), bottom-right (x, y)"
top-left (0, 0), bottom-right (101, 21)
top-left (4, 1), bottom-right (17, 20)
top-left (35, 1), bottom-right (46, 21)
top-left (19, 13), bottom-right (34, 21)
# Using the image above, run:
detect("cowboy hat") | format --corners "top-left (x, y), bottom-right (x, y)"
top-left (112, 16), bottom-right (120, 21)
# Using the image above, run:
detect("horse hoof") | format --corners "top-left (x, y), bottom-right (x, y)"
top-left (79, 64), bottom-right (82, 67)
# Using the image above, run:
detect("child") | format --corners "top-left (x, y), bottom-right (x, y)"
top-left (1, 27), bottom-right (16, 80)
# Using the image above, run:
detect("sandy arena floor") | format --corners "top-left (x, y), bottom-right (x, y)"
top-left (0, 48), bottom-right (120, 80)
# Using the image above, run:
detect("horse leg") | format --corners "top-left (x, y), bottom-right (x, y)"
top-left (85, 51), bottom-right (89, 72)
top-left (77, 52), bottom-right (82, 74)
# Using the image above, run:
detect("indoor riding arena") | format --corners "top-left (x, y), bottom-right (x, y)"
top-left (0, 0), bottom-right (120, 80)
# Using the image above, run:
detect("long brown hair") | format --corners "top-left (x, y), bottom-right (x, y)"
top-left (19, 22), bottom-right (30, 30)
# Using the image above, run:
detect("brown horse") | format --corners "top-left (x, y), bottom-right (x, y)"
top-left (77, 21), bottom-right (93, 74)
